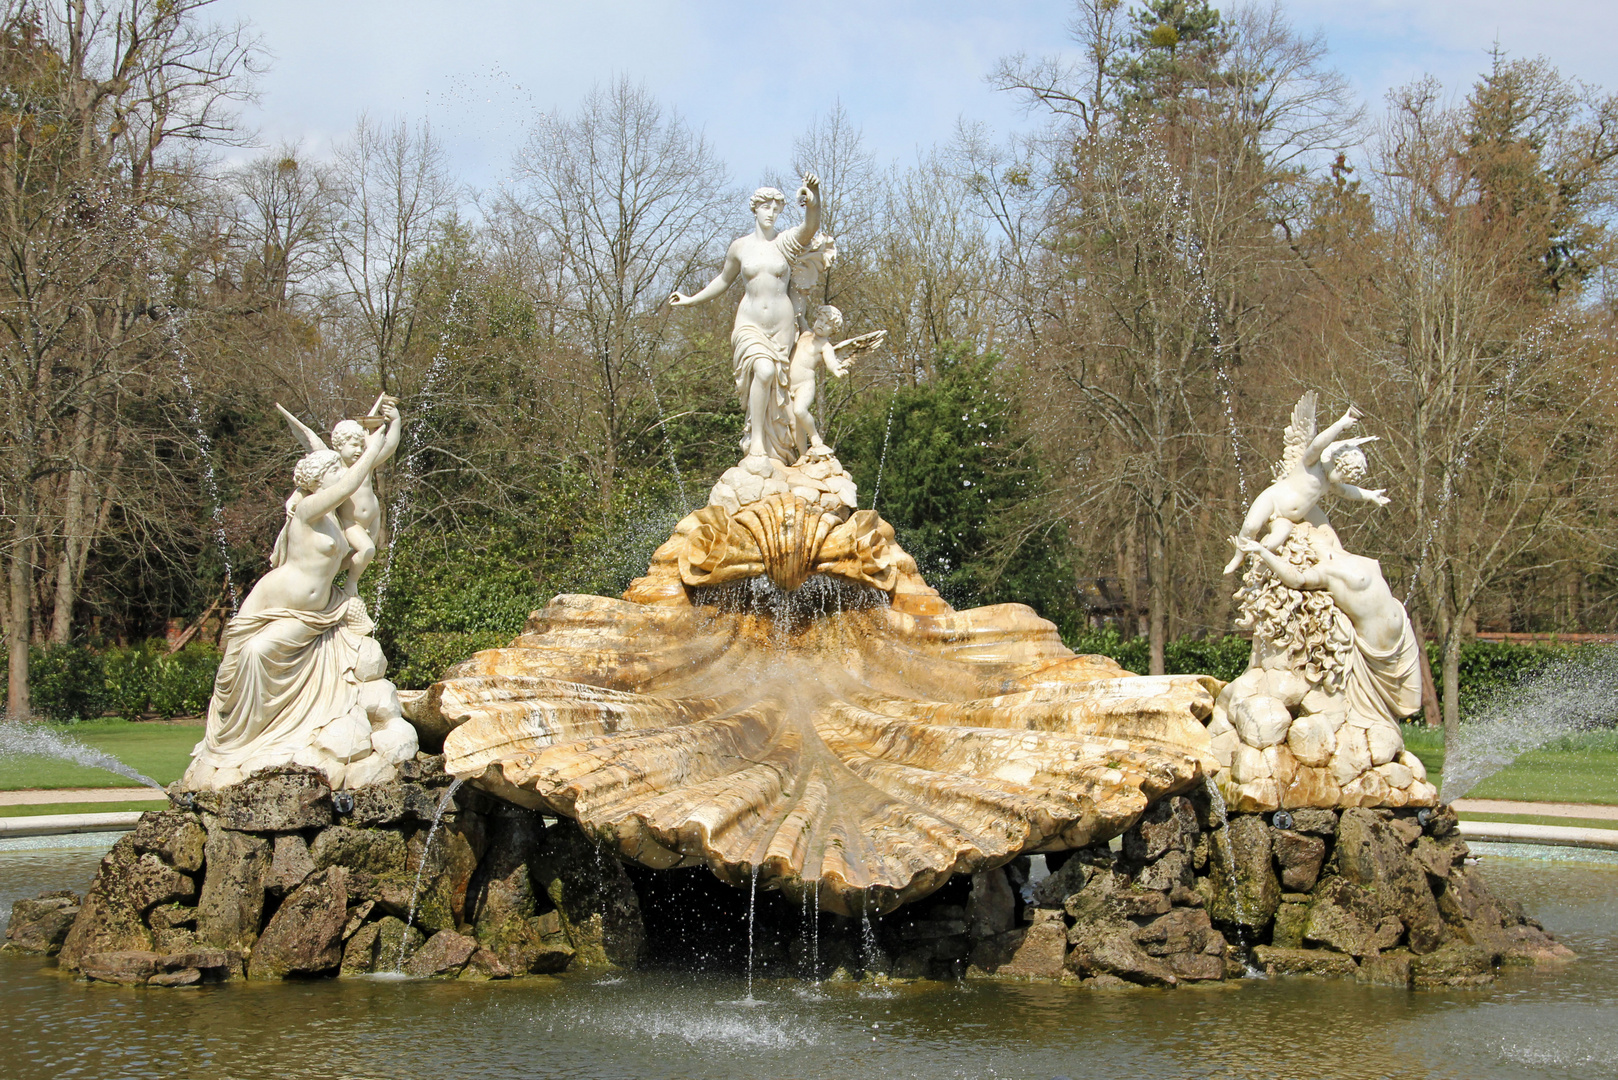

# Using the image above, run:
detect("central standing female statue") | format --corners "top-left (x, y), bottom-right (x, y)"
top-left (670, 174), bottom-right (821, 465)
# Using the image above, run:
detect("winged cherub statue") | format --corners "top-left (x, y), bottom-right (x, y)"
top-left (1222, 391), bottom-right (1389, 575)
top-left (786, 304), bottom-right (886, 462)
top-left (274, 396), bottom-right (402, 597)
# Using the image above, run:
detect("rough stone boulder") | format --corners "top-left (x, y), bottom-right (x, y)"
top-left (3, 890), bottom-right (81, 954)
top-left (248, 867), bottom-right (349, 979)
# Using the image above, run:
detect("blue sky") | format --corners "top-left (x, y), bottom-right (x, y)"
top-left (210, 0), bottom-right (1617, 192)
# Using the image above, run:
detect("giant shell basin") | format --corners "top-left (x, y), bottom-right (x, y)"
top-left (422, 495), bottom-right (1220, 916)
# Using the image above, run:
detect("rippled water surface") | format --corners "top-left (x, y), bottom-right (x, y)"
top-left (1, 839), bottom-right (1614, 1080)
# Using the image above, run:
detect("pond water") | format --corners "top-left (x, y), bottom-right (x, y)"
top-left (1, 837), bottom-right (1615, 1080)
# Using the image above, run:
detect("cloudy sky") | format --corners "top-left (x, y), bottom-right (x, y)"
top-left (208, 0), bottom-right (1617, 193)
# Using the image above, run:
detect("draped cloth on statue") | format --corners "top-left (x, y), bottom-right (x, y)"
top-left (729, 229), bottom-right (805, 465)
top-left (191, 596), bottom-right (372, 772)
top-left (1344, 610), bottom-right (1423, 725)
top-left (731, 323), bottom-right (796, 464)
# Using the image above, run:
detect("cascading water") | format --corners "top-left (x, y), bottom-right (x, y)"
top-left (0, 722), bottom-right (166, 793)
top-left (397, 776), bottom-right (465, 970)
top-left (1440, 646), bottom-right (1618, 803)
top-left (164, 316), bottom-right (239, 612)
top-left (871, 382), bottom-right (899, 511)
top-left (745, 865), bottom-right (759, 1001)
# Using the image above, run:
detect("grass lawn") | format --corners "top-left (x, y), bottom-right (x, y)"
top-left (0, 799), bottom-right (167, 817)
top-left (1397, 724), bottom-right (1618, 806)
top-left (0, 719), bottom-right (199, 791)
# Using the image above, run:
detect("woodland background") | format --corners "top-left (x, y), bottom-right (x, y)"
top-left (3, 0), bottom-right (1615, 738)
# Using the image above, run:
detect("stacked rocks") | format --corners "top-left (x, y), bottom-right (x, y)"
top-left (707, 453), bottom-right (859, 517)
top-left (966, 798), bottom-right (1572, 988)
top-left (8, 760), bottom-right (643, 985)
top-left (1207, 669), bottom-right (1439, 813)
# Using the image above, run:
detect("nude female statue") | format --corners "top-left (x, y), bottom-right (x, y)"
top-left (275, 399), bottom-right (402, 597)
top-left (187, 421), bottom-right (395, 786)
top-left (670, 174), bottom-right (822, 464)
top-left (250, 419), bottom-right (391, 617)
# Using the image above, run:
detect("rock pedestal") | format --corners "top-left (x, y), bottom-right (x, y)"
top-left (15, 759), bottom-right (642, 985)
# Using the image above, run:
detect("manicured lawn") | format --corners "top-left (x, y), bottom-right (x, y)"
top-left (0, 799), bottom-right (167, 817)
top-left (1398, 724), bottom-right (1618, 806)
top-left (0, 719), bottom-right (200, 791)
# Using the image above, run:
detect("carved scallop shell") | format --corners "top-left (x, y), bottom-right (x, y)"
top-left (430, 506), bottom-right (1217, 915)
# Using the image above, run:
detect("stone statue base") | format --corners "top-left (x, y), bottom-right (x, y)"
top-left (708, 451), bottom-right (858, 518)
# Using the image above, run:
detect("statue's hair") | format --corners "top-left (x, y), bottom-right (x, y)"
top-left (813, 305), bottom-right (844, 335)
top-left (1327, 446), bottom-right (1368, 484)
top-left (750, 186), bottom-right (787, 212)
top-left (331, 419), bottom-right (366, 446)
top-left (293, 449), bottom-right (343, 493)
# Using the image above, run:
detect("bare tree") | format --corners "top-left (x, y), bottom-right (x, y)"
top-left (506, 78), bottom-right (730, 508)
top-left (0, 0), bottom-right (257, 716)
top-left (326, 115), bottom-right (459, 394)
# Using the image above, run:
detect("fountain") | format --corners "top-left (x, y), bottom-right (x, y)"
top-left (0, 177), bottom-right (1582, 1004)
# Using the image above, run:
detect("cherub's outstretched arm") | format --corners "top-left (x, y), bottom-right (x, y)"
top-left (1303, 405), bottom-right (1361, 466)
top-left (1332, 482), bottom-right (1391, 507)
top-left (275, 403), bottom-right (329, 454)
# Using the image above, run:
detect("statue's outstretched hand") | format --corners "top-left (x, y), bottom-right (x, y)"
top-left (1231, 535), bottom-right (1263, 554)
top-left (798, 172), bottom-right (821, 210)
top-left (1340, 404), bottom-right (1361, 426)
top-left (668, 291), bottom-right (689, 308)
top-left (380, 400), bottom-right (400, 425)
top-left (1365, 487), bottom-right (1391, 506)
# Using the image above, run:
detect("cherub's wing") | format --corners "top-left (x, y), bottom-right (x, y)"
top-left (1274, 391), bottom-right (1317, 480)
top-left (275, 403), bottom-right (329, 454)
top-left (832, 329), bottom-right (887, 361)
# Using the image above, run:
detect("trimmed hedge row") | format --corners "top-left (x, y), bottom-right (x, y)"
top-left (4, 640), bottom-right (221, 723)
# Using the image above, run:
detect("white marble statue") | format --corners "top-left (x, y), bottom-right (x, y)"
top-left (183, 403), bottom-right (417, 792)
top-left (787, 305), bottom-right (886, 461)
top-left (1232, 530), bottom-right (1422, 726)
top-left (1221, 392), bottom-right (1388, 575)
top-left (1206, 394), bottom-right (1433, 813)
top-left (275, 396), bottom-right (403, 597)
top-left (671, 176), bottom-right (823, 464)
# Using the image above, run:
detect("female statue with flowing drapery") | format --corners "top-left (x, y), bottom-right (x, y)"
top-left (184, 405), bottom-right (410, 788)
top-left (670, 174), bottom-right (821, 464)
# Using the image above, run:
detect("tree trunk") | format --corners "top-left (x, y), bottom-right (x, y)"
top-left (7, 513), bottom-right (33, 720)
top-left (1411, 610), bottom-right (1442, 727)
top-left (1147, 503), bottom-right (1166, 676)
top-left (1440, 600), bottom-right (1462, 746)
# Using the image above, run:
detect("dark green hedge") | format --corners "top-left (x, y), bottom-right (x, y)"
top-left (4, 640), bottom-right (221, 722)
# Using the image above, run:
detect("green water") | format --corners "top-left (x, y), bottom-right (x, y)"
top-left (2, 837), bottom-right (1615, 1080)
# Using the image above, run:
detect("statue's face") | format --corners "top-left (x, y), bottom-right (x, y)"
top-left (316, 460), bottom-right (344, 490)
top-left (334, 433), bottom-right (364, 465)
top-left (754, 199), bottom-right (782, 230)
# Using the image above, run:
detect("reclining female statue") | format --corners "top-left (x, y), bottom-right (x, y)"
top-left (184, 405), bottom-right (399, 787)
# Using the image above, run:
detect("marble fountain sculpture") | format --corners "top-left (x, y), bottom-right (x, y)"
top-left (1213, 392), bottom-right (1437, 812)
top-left (402, 174), bottom-right (1227, 916)
top-left (181, 398), bottom-right (419, 791)
top-left (33, 176), bottom-right (1572, 992)
top-left (170, 175), bottom-right (1432, 926)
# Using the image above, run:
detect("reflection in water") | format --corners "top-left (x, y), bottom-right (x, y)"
top-left (1, 841), bottom-right (1615, 1080)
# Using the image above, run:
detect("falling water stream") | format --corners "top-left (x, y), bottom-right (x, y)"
top-left (374, 289), bottom-right (461, 612)
top-left (1440, 647), bottom-right (1618, 803)
top-left (0, 723), bottom-right (166, 793)
top-left (165, 317), bottom-right (239, 611)
top-left (397, 777), bottom-right (466, 971)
